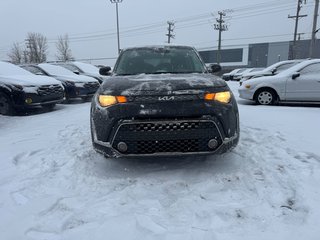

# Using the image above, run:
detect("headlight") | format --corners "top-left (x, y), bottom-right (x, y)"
top-left (204, 91), bottom-right (231, 103)
top-left (12, 85), bottom-right (36, 91)
top-left (98, 95), bottom-right (127, 107)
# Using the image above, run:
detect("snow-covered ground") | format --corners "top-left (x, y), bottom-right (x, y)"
top-left (1, 81), bottom-right (320, 240)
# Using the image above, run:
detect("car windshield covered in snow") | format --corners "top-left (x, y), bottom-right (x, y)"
top-left (114, 46), bottom-right (207, 75)
top-left (73, 62), bottom-right (100, 74)
top-left (38, 63), bottom-right (76, 76)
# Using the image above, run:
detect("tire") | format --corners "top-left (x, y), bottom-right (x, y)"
top-left (42, 103), bottom-right (56, 111)
top-left (254, 89), bottom-right (276, 105)
top-left (0, 92), bottom-right (15, 115)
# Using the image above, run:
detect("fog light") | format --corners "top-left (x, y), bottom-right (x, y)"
top-left (25, 98), bottom-right (33, 104)
top-left (117, 142), bottom-right (128, 153)
top-left (208, 139), bottom-right (218, 149)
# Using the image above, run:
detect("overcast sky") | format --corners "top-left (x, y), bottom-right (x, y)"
top-left (0, 0), bottom-right (318, 65)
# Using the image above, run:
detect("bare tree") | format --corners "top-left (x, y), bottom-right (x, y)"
top-left (7, 42), bottom-right (23, 64)
top-left (56, 34), bottom-right (73, 61)
top-left (25, 32), bottom-right (48, 63)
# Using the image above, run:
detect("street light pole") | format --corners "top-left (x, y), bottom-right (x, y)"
top-left (110, 0), bottom-right (123, 55)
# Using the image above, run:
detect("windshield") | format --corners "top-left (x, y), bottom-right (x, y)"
top-left (236, 68), bottom-right (247, 74)
top-left (73, 62), bottom-right (99, 74)
top-left (275, 62), bottom-right (299, 73)
top-left (60, 64), bottom-right (81, 73)
top-left (38, 63), bottom-right (75, 76)
top-left (114, 47), bottom-right (207, 75)
top-left (264, 61), bottom-right (301, 73)
top-left (0, 62), bottom-right (33, 76)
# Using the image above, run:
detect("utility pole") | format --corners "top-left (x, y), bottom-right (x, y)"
top-left (288, 0), bottom-right (308, 59)
top-left (214, 11), bottom-right (228, 64)
top-left (166, 21), bottom-right (175, 44)
top-left (110, 0), bottom-right (123, 55)
top-left (309, 0), bottom-right (319, 58)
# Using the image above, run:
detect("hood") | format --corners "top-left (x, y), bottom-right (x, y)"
top-left (243, 74), bottom-right (279, 85)
top-left (53, 74), bottom-right (99, 83)
top-left (0, 74), bottom-right (62, 86)
top-left (99, 73), bottom-right (227, 95)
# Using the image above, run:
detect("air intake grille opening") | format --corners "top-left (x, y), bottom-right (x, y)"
top-left (112, 120), bottom-right (222, 155)
top-left (38, 85), bottom-right (64, 96)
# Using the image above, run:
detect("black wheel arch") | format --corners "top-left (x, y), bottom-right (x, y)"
top-left (0, 86), bottom-right (13, 100)
top-left (0, 87), bottom-right (15, 115)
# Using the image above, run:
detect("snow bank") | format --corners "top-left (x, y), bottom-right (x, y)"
top-left (0, 82), bottom-right (320, 240)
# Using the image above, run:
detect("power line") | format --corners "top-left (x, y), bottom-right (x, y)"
top-left (1, 0), bottom-right (316, 61)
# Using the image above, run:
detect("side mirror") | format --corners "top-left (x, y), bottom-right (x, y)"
top-left (271, 68), bottom-right (277, 74)
top-left (99, 66), bottom-right (112, 76)
top-left (73, 71), bottom-right (80, 75)
top-left (292, 72), bottom-right (300, 79)
top-left (208, 64), bottom-right (222, 73)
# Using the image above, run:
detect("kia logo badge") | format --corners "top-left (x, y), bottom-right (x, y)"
top-left (158, 96), bottom-right (175, 101)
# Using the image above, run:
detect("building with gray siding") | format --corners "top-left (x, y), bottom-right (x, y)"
top-left (198, 39), bottom-right (320, 69)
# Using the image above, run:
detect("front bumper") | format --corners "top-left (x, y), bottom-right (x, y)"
top-left (65, 82), bottom-right (100, 99)
top-left (12, 85), bottom-right (64, 108)
top-left (91, 95), bottom-right (239, 158)
top-left (238, 87), bottom-right (254, 100)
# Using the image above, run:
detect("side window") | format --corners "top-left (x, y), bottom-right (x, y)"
top-left (299, 63), bottom-right (320, 75)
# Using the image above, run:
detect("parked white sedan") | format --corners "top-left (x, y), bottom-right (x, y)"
top-left (238, 59), bottom-right (320, 105)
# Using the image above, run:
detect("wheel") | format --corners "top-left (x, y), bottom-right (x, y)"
top-left (255, 89), bottom-right (276, 105)
top-left (0, 92), bottom-right (15, 115)
top-left (42, 103), bottom-right (56, 111)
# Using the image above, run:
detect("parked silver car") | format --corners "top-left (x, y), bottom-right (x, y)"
top-left (238, 59), bottom-right (320, 105)
top-left (240, 59), bottom-right (304, 83)
top-left (232, 68), bottom-right (264, 81)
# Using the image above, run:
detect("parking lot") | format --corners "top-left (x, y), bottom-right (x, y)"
top-left (1, 81), bottom-right (320, 239)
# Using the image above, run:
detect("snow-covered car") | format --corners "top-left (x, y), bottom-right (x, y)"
top-left (232, 68), bottom-right (264, 81)
top-left (240, 59), bottom-right (304, 84)
top-left (222, 68), bottom-right (242, 81)
top-left (91, 45), bottom-right (239, 158)
top-left (0, 61), bottom-right (64, 115)
top-left (53, 61), bottom-right (107, 84)
top-left (238, 59), bottom-right (320, 105)
top-left (21, 64), bottom-right (100, 102)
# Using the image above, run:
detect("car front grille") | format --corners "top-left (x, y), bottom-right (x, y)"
top-left (111, 120), bottom-right (223, 155)
top-left (133, 95), bottom-right (199, 102)
top-left (38, 84), bottom-right (64, 96)
top-left (84, 82), bottom-right (100, 91)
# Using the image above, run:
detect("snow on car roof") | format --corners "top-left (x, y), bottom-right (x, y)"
top-left (0, 61), bottom-right (34, 76)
